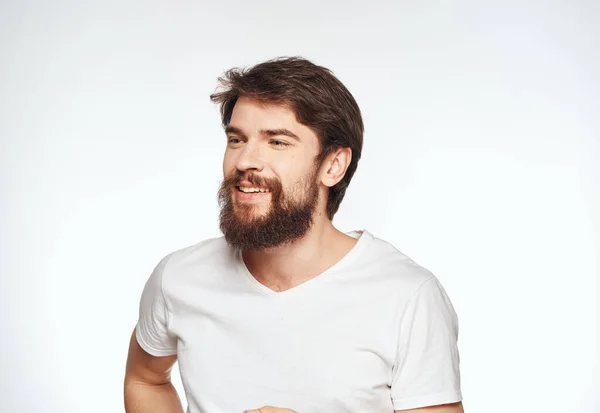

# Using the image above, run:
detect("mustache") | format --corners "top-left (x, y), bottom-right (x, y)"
top-left (225, 171), bottom-right (279, 190)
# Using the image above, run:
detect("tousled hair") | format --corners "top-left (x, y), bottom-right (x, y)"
top-left (210, 56), bottom-right (364, 219)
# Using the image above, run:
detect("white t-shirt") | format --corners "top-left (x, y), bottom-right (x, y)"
top-left (135, 230), bottom-right (462, 412)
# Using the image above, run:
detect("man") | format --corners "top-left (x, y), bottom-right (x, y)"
top-left (124, 57), bottom-right (464, 413)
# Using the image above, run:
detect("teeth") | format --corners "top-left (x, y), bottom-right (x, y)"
top-left (239, 187), bottom-right (269, 193)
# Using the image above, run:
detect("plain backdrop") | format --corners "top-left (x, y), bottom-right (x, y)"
top-left (1, 1), bottom-right (598, 412)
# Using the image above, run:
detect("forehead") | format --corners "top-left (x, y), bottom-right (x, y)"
top-left (229, 96), bottom-right (317, 141)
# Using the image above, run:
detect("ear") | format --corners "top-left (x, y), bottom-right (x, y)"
top-left (320, 147), bottom-right (352, 188)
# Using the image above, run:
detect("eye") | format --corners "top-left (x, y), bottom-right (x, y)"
top-left (227, 136), bottom-right (242, 145)
top-left (270, 139), bottom-right (290, 147)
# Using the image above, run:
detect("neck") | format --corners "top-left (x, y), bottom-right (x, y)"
top-left (242, 214), bottom-right (358, 292)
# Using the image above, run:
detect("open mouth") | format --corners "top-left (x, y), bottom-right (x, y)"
top-left (236, 186), bottom-right (270, 193)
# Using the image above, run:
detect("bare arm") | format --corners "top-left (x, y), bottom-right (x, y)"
top-left (124, 328), bottom-right (184, 413)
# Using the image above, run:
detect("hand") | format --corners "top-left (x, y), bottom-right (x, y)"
top-left (244, 406), bottom-right (298, 413)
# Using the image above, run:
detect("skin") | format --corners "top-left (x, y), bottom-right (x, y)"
top-left (223, 96), bottom-right (357, 292)
top-left (124, 96), bottom-right (464, 413)
top-left (124, 330), bottom-right (184, 413)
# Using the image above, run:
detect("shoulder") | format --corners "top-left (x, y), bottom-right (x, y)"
top-left (165, 236), bottom-right (230, 264)
top-left (361, 233), bottom-right (436, 293)
top-left (163, 235), bottom-right (231, 268)
top-left (147, 236), bottom-right (236, 305)
top-left (365, 236), bottom-right (459, 325)
top-left (156, 236), bottom-right (232, 281)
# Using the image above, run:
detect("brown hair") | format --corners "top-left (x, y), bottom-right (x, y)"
top-left (210, 56), bottom-right (364, 220)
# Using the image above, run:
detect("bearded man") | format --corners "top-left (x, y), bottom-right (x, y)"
top-left (124, 57), bottom-right (464, 413)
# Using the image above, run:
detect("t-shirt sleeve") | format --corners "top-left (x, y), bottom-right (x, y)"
top-left (135, 254), bottom-right (178, 357)
top-left (390, 276), bottom-right (462, 410)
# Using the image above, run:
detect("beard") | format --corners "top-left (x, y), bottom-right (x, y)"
top-left (218, 168), bottom-right (320, 251)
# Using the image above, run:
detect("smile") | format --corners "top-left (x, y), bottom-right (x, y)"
top-left (237, 186), bottom-right (270, 193)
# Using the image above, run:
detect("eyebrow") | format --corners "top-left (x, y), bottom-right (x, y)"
top-left (225, 126), bottom-right (300, 142)
top-left (261, 128), bottom-right (300, 142)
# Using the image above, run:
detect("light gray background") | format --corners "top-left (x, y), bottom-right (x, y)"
top-left (1, 1), bottom-right (598, 412)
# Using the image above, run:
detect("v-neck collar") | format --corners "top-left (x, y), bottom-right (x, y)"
top-left (234, 229), bottom-right (373, 297)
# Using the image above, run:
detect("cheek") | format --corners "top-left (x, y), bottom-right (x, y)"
top-left (283, 167), bottom-right (318, 193)
top-left (223, 152), bottom-right (236, 175)
top-left (278, 162), bottom-right (302, 185)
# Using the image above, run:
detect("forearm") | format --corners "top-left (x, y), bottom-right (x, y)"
top-left (124, 379), bottom-right (184, 413)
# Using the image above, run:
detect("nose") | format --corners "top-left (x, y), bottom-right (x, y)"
top-left (234, 142), bottom-right (264, 173)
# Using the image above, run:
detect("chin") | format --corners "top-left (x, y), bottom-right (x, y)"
top-left (234, 203), bottom-right (269, 217)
